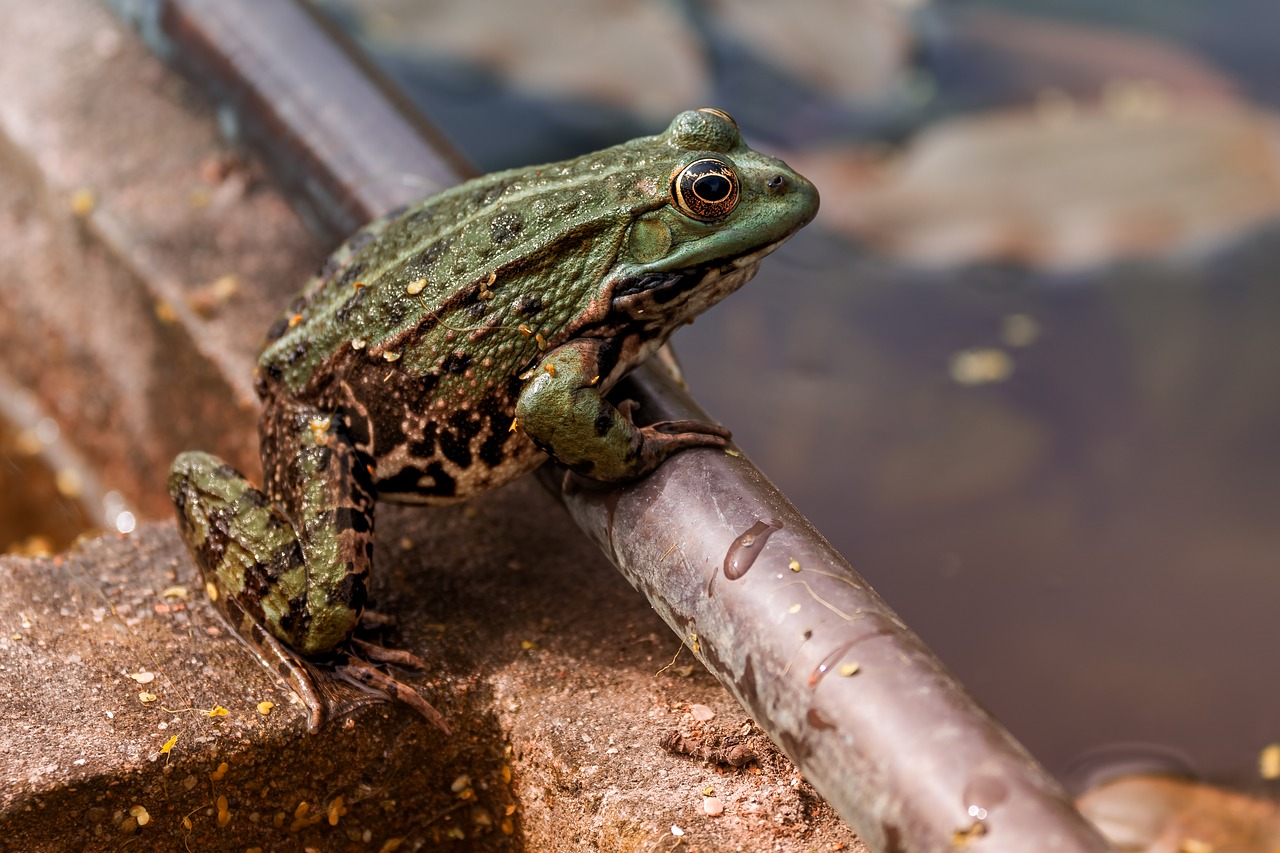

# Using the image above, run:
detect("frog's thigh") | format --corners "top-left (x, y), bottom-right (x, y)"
top-left (168, 411), bottom-right (375, 658)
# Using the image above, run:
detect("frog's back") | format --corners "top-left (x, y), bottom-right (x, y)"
top-left (257, 144), bottom-right (670, 400)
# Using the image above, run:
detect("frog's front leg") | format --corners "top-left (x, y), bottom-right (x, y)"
top-left (516, 338), bottom-right (731, 481)
top-left (167, 404), bottom-right (447, 733)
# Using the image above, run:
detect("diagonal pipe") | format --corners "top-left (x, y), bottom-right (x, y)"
top-left (106, 0), bottom-right (1115, 848)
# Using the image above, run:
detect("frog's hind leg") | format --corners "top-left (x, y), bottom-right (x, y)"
top-left (167, 407), bottom-right (445, 732)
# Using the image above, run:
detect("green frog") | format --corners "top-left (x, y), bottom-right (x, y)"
top-left (168, 108), bottom-right (819, 732)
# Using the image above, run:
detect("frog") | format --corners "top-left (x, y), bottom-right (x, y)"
top-left (167, 108), bottom-right (819, 733)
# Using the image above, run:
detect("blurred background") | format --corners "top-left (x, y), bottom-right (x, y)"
top-left (8, 0), bottom-right (1280, 793)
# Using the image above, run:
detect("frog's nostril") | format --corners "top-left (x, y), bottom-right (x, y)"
top-left (767, 174), bottom-right (786, 191)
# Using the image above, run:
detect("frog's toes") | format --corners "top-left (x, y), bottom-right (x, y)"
top-left (648, 419), bottom-right (732, 440)
top-left (335, 653), bottom-right (450, 734)
top-left (350, 636), bottom-right (430, 671)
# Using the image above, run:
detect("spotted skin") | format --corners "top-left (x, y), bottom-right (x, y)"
top-left (167, 109), bottom-right (819, 732)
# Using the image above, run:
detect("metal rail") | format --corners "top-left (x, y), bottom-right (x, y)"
top-left (106, 0), bottom-right (1115, 848)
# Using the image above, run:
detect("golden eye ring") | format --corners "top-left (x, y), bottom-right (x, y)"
top-left (671, 158), bottom-right (740, 222)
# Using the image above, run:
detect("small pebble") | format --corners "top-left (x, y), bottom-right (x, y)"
top-left (703, 796), bottom-right (724, 816)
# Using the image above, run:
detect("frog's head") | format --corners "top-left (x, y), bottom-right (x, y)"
top-left (610, 108), bottom-right (819, 328)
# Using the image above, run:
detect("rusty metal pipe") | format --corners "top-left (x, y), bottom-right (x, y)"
top-left (105, 0), bottom-right (1115, 848)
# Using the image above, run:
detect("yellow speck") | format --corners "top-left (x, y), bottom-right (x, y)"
top-left (138, 691), bottom-right (157, 704)
top-left (1260, 743), bottom-right (1280, 780)
top-left (535, 333), bottom-right (546, 350)
top-left (788, 558), bottom-right (801, 572)
top-left (159, 735), bottom-right (178, 755)
top-left (520, 640), bottom-right (538, 651)
top-left (205, 581), bottom-right (219, 602)
top-left (352, 281), bottom-right (367, 290)
top-left (703, 785), bottom-right (715, 796)
top-left (257, 701), bottom-right (275, 716)
top-left (70, 188), bottom-right (96, 217)
top-left (724, 448), bottom-right (741, 458)
top-left (351, 338), bottom-right (367, 350)
top-left (949, 348), bottom-right (1013, 386)
top-left (129, 805), bottom-right (150, 827)
top-left (379, 838), bottom-right (404, 853)
top-left (128, 671), bottom-right (155, 684)
top-left (838, 662), bottom-right (861, 677)
top-left (210, 761), bottom-right (229, 781)
top-left (328, 795), bottom-right (347, 826)
top-left (206, 705), bottom-right (229, 717)
top-left (518, 324), bottom-right (532, 337)
top-left (588, 375), bottom-right (599, 386)
top-left (1178, 839), bottom-right (1212, 853)
top-left (288, 313), bottom-right (303, 328)
top-left (544, 364), bottom-right (556, 377)
top-left (689, 632), bottom-right (700, 654)
top-left (787, 603), bottom-right (801, 614)
top-left (406, 278), bottom-right (427, 295)
top-left (501, 765), bottom-right (512, 783)
top-left (501, 818), bottom-right (515, 835)
top-left (383, 350), bottom-right (401, 362)
top-left (509, 418), bottom-right (520, 433)
top-left (154, 300), bottom-right (178, 324)
top-left (161, 585), bottom-right (189, 599)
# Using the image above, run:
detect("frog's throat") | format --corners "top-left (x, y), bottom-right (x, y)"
top-left (607, 237), bottom-right (782, 327)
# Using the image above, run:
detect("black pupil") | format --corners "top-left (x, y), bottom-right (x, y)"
top-left (693, 173), bottom-right (731, 202)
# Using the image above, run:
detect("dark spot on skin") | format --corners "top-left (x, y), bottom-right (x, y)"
top-left (417, 239), bottom-right (450, 268)
top-left (277, 662), bottom-right (293, 679)
top-left (593, 412), bottom-right (613, 437)
top-left (385, 297), bottom-right (408, 326)
top-left (490, 211), bottom-right (524, 245)
top-left (513, 295), bottom-right (542, 316)
top-left (439, 412), bottom-right (481, 467)
top-left (441, 350), bottom-right (472, 374)
top-left (265, 363), bottom-right (283, 383)
top-left (335, 283), bottom-right (370, 323)
top-left (316, 255), bottom-right (342, 281)
top-left (237, 488), bottom-right (271, 509)
top-left (345, 411), bottom-right (372, 450)
top-left (331, 507), bottom-right (372, 535)
top-left (285, 340), bottom-right (311, 365)
top-left (264, 317), bottom-right (290, 342)
top-left (347, 229), bottom-right (376, 254)
top-left (288, 296), bottom-right (307, 315)
top-left (478, 424), bottom-right (513, 468)
top-left (335, 260), bottom-right (367, 291)
top-left (330, 571), bottom-right (367, 611)
top-left (466, 301), bottom-right (488, 320)
top-left (472, 176), bottom-right (516, 207)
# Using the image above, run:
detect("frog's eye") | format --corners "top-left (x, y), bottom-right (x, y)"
top-left (671, 158), bottom-right (739, 222)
